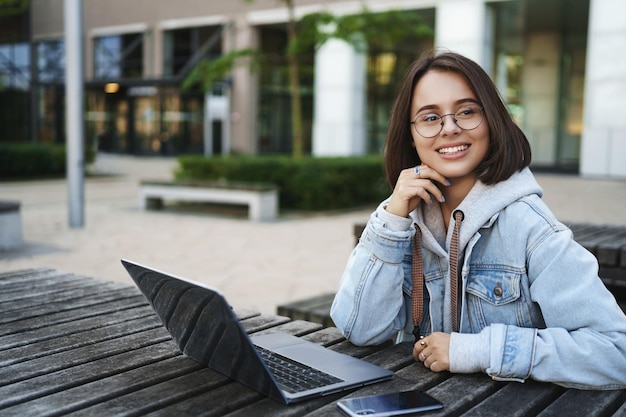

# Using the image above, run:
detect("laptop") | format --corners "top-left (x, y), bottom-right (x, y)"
top-left (121, 259), bottom-right (394, 404)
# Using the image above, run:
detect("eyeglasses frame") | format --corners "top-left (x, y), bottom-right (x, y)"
top-left (410, 105), bottom-right (485, 138)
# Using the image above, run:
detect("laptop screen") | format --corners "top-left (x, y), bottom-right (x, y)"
top-left (122, 260), bottom-right (284, 402)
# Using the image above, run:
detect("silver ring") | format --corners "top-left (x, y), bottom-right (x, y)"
top-left (419, 352), bottom-right (425, 361)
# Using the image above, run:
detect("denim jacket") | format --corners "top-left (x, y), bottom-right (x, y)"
top-left (330, 168), bottom-right (626, 389)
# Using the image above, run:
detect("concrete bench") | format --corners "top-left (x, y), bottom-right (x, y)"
top-left (139, 180), bottom-right (279, 222)
top-left (0, 201), bottom-right (23, 250)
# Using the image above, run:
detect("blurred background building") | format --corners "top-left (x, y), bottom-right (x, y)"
top-left (1, 0), bottom-right (624, 178)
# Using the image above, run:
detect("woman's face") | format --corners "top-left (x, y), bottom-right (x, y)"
top-left (410, 70), bottom-right (489, 182)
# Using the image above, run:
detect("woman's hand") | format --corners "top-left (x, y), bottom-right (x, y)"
top-left (385, 165), bottom-right (449, 218)
top-left (413, 332), bottom-right (451, 372)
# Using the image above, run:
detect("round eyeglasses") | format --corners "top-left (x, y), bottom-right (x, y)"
top-left (410, 105), bottom-right (484, 138)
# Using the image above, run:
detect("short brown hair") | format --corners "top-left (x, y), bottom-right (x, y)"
top-left (384, 51), bottom-right (531, 188)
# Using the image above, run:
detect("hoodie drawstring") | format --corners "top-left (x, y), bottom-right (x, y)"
top-left (411, 210), bottom-right (464, 339)
top-left (411, 224), bottom-right (424, 341)
top-left (449, 210), bottom-right (464, 332)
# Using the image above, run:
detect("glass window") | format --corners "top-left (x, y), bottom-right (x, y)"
top-left (258, 24), bottom-right (314, 155)
top-left (163, 25), bottom-right (221, 77)
top-left (94, 33), bottom-right (143, 79)
top-left (37, 40), bottom-right (65, 83)
top-left (0, 42), bottom-right (30, 89)
top-left (491, 0), bottom-right (589, 170)
top-left (365, 9), bottom-right (435, 153)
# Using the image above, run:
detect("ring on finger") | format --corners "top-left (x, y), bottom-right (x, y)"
top-left (414, 165), bottom-right (421, 177)
top-left (419, 352), bottom-right (425, 361)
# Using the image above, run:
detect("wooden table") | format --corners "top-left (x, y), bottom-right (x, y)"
top-left (1, 268), bottom-right (624, 417)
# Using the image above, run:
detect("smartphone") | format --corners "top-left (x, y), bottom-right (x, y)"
top-left (336, 389), bottom-right (443, 416)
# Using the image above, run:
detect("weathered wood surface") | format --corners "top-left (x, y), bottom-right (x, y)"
top-left (1, 268), bottom-right (623, 416)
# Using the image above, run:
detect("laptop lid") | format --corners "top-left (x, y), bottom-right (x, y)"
top-left (121, 259), bottom-right (393, 404)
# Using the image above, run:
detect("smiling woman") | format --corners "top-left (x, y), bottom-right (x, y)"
top-left (407, 70), bottom-right (490, 207)
top-left (330, 51), bottom-right (626, 391)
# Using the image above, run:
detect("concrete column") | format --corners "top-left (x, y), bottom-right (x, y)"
top-left (228, 17), bottom-right (259, 154)
top-left (580, 0), bottom-right (626, 178)
top-left (523, 32), bottom-right (561, 166)
top-left (312, 38), bottom-right (366, 156)
top-left (434, 0), bottom-right (491, 72)
top-left (149, 27), bottom-right (161, 78)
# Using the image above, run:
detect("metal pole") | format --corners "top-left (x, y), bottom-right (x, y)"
top-left (64, 0), bottom-right (85, 228)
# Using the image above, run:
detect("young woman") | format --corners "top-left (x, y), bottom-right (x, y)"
top-left (330, 51), bottom-right (626, 389)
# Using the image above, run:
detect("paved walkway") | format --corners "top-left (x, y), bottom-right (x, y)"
top-left (1, 153), bottom-right (625, 314)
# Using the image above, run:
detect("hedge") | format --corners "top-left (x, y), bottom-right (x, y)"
top-left (0, 143), bottom-right (96, 179)
top-left (175, 155), bottom-right (391, 211)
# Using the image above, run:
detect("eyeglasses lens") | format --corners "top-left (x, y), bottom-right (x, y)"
top-left (413, 105), bottom-right (483, 138)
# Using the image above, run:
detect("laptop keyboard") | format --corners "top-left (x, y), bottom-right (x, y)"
top-left (255, 345), bottom-right (344, 393)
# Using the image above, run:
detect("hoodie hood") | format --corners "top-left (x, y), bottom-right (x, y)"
top-left (411, 167), bottom-right (543, 255)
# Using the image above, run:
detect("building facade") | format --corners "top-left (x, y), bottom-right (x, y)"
top-left (1, 0), bottom-right (625, 178)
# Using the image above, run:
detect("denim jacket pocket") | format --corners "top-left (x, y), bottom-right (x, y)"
top-left (465, 269), bottom-right (532, 330)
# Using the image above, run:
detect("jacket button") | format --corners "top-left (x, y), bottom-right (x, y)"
top-left (494, 283), bottom-right (503, 297)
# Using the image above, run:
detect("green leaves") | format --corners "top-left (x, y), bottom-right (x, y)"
top-left (182, 48), bottom-right (260, 92)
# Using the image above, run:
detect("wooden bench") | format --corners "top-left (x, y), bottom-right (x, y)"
top-left (0, 200), bottom-right (22, 250)
top-left (276, 293), bottom-right (336, 328)
top-left (139, 180), bottom-right (279, 222)
top-left (279, 222), bottom-right (626, 326)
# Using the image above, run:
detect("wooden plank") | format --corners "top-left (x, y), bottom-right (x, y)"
top-left (0, 305), bottom-right (158, 351)
top-left (460, 380), bottom-right (563, 417)
top-left (1, 314), bottom-right (163, 367)
top-left (0, 267), bottom-right (59, 281)
top-left (0, 292), bottom-right (147, 333)
top-left (0, 271), bottom-right (85, 295)
top-left (240, 314), bottom-right (292, 334)
top-left (0, 280), bottom-right (135, 316)
top-left (0, 326), bottom-right (173, 387)
top-left (60, 366), bottom-right (231, 417)
top-left (536, 389), bottom-right (626, 417)
top-left (596, 230), bottom-right (626, 267)
top-left (0, 340), bottom-right (180, 409)
top-left (0, 356), bottom-right (207, 417)
top-left (0, 289), bottom-right (145, 327)
top-left (570, 225), bottom-right (621, 256)
top-left (252, 319), bottom-right (324, 338)
top-left (300, 326), bottom-right (348, 347)
top-left (144, 379), bottom-right (263, 417)
top-left (600, 267), bottom-right (626, 289)
top-left (277, 293), bottom-right (335, 327)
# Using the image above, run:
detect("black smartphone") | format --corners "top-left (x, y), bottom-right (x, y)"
top-left (336, 389), bottom-right (443, 416)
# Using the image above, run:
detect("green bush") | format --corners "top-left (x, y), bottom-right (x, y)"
top-left (175, 155), bottom-right (391, 211)
top-left (0, 143), bottom-right (95, 180)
